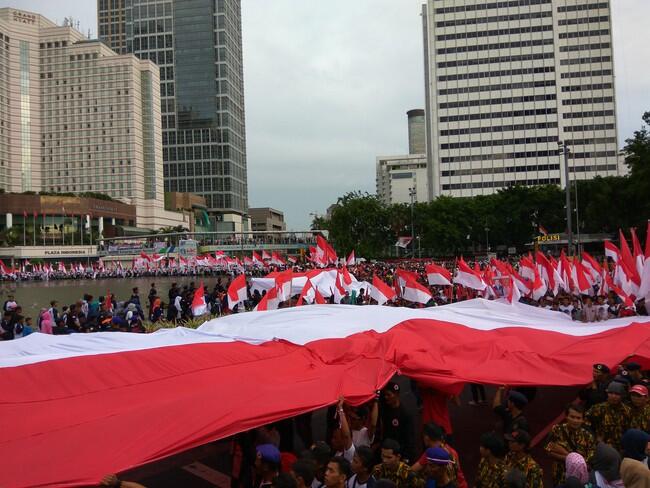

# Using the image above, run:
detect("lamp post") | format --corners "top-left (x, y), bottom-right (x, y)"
top-left (558, 141), bottom-right (573, 255)
top-left (409, 187), bottom-right (416, 258)
top-left (484, 223), bottom-right (490, 252)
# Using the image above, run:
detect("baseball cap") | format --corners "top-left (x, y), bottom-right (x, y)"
top-left (505, 429), bottom-right (531, 447)
top-left (630, 385), bottom-right (648, 397)
top-left (625, 362), bottom-right (642, 371)
top-left (606, 381), bottom-right (627, 395)
top-left (425, 447), bottom-right (453, 465)
top-left (508, 391), bottom-right (529, 408)
top-left (256, 444), bottom-right (281, 464)
top-left (593, 363), bottom-right (610, 374)
top-left (384, 381), bottom-right (400, 393)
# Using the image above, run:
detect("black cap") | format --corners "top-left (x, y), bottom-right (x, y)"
top-left (384, 381), bottom-right (400, 393)
top-left (594, 363), bottom-right (610, 374)
top-left (508, 391), bottom-right (529, 408)
top-left (625, 362), bottom-right (642, 371)
top-left (505, 429), bottom-right (531, 447)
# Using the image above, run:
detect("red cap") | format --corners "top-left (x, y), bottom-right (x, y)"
top-left (630, 385), bottom-right (648, 397)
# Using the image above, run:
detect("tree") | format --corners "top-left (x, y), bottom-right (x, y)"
top-left (327, 192), bottom-right (391, 257)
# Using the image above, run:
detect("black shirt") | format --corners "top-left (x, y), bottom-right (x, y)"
top-left (381, 404), bottom-right (416, 462)
top-left (494, 405), bottom-right (529, 433)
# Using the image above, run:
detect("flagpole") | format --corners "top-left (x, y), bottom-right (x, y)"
top-left (33, 213), bottom-right (36, 247)
top-left (23, 213), bottom-right (26, 246)
top-left (71, 214), bottom-right (74, 246)
top-left (42, 213), bottom-right (45, 247)
top-left (80, 214), bottom-right (83, 246)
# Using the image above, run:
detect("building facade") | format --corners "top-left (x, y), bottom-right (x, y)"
top-left (376, 154), bottom-right (428, 205)
top-left (98, 0), bottom-right (249, 227)
top-left (376, 110), bottom-right (428, 205)
top-left (423, 0), bottom-right (623, 198)
top-left (0, 7), bottom-right (186, 229)
top-left (249, 207), bottom-right (286, 233)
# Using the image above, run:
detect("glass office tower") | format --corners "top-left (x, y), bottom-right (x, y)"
top-left (99, 0), bottom-right (249, 221)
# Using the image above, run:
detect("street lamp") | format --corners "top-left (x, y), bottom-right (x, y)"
top-left (409, 187), bottom-right (416, 257)
top-left (558, 141), bottom-right (574, 256)
top-left (484, 224), bottom-right (490, 252)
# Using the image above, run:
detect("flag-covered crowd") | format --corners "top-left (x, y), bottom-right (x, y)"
top-left (2, 227), bottom-right (650, 340)
top-left (106, 367), bottom-right (650, 488)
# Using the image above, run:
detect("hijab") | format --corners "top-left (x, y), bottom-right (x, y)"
top-left (592, 443), bottom-right (621, 482)
top-left (621, 458), bottom-right (650, 488)
top-left (566, 452), bottom-right (589, 484)
top-left (622, 429), bottom-right (650, 462)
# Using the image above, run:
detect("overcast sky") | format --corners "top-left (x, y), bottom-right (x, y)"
top-left (6, 0), bottom-right (650, 229)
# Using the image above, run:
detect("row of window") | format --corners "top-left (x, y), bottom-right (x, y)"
top-left (436, 38), bottom-right (553, 56)
top-left (440, 121), bottom-right (557, 136)
top-left (560, 56), bottom-right (611, 66)
top-left (563, 123), bottom-right (615, 132)
top-left (439, 80), bottom-right (555, 96)
top-left (441, 136), bottom-right (559, 150)
top-left (435, 0), bottom-right (550, 14)
top-left (440, 108), bottom-right (557, 123)
top-left (562, 97), bottom-right (614, 105)
top-left (441, 150), bottom-right (559, 164)
top-left (559, 29), bottom-right (609, 39)
top-left (436, 24), bottom-right (552, 42)
top-left (442, 178), bottom-right (561, 190)
top-left (441, 164), bottom-right (560, 177)
top-left (558, 16), bottom-right (609, 26)
top-left (438, 66), bottom-right (554, 82)
top-left (563, 110), bottom-right (615, 119)
top-left (559, 42), bottom-right (610, 53)
top-left (438, 52), bottom-right (554, 69)
top-left (39, 41), bottom-right (69, 49)
top-left (569, 164), bottom-right (618, 172)
top-left (570, 151), bottom-right (617, 159)
top-left (439, 94), bottom-right (556, 110)
top-left (560, 69), bottom-right (612, 79)
top-left (565, 137), bottom-right (617, 146)
top-left (557, 2), bottom-right (608, 12)
top-left (561, 83), bottom-right (612, 92)
top-left (436, 11), bottom-right (552, 28)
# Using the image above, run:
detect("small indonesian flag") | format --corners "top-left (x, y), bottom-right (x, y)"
top-left (191, 282), bottom-right (208, 316)
top-left (296, 279), bottom-right (325, 305)
top-left (425, 263), bottom-right (452, 286)
top-left (604, 240), bottom-right (621, 264)
top-left (453, 258), bottom-right (487, 291)
top-left (252, 251), bottom-right (262, 264)
top-left (255, 286), bottom-right (280, 311)
top-left (227, 274), bottom-right (248, 308)
top-left (402, 275), bottom-right (433, 305)
top-left (346, 250), bottom-right (355, 266)
top-left (369, 274), bottom-right (396, 305)
top-left (262, 250), bottom-right (271, 261)
top-left (275, 269), bottom-right (293, 302)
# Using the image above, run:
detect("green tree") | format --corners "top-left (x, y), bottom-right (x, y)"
top-left (327, 192), bottom-right (390, 257)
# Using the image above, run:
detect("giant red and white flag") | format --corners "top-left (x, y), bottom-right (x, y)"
top-left (453, 258), bottom-right (487, 291)
top-left (2, 300), bottom-right (650, 488)
top-left (227, 274), bottom-right (248, 308)
top-left (369, 274), bottom-right (396, 305)
top-left (192, 283), bottom-right (208, 316)
top-left (402, 275), bottom-right (433, 305)
top-left (425, 263), bottom-right (452, 286)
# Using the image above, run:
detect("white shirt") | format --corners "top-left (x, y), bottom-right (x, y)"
top-left (347, 474), bottom-right (373, 488)
top-left (352, 427), bottom-right (374, 448)
top-left (335, 443), bottom-right (356, 463)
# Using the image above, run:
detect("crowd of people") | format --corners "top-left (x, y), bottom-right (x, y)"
top-left (2, 252), bottom-right (648, 341)
top-left (103, 365), bottom-right (649, 488)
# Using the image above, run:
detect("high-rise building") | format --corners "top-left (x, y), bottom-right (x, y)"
top-left (376, 110), bottom-right (428, 205)
top-left (422, 0), bottom-right (623, 199)
top-left (98, 0), bottom-right (249, 230)
top-left (0, 7), bottom-right (185, 229)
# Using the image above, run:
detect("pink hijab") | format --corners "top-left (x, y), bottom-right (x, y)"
top-left (39, 309), bottom-right (53, 334)
top-left (566, 452), bottom-right (589, 484)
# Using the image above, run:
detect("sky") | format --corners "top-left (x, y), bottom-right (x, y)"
top-left (5, 0), bottom-right (650, 230)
